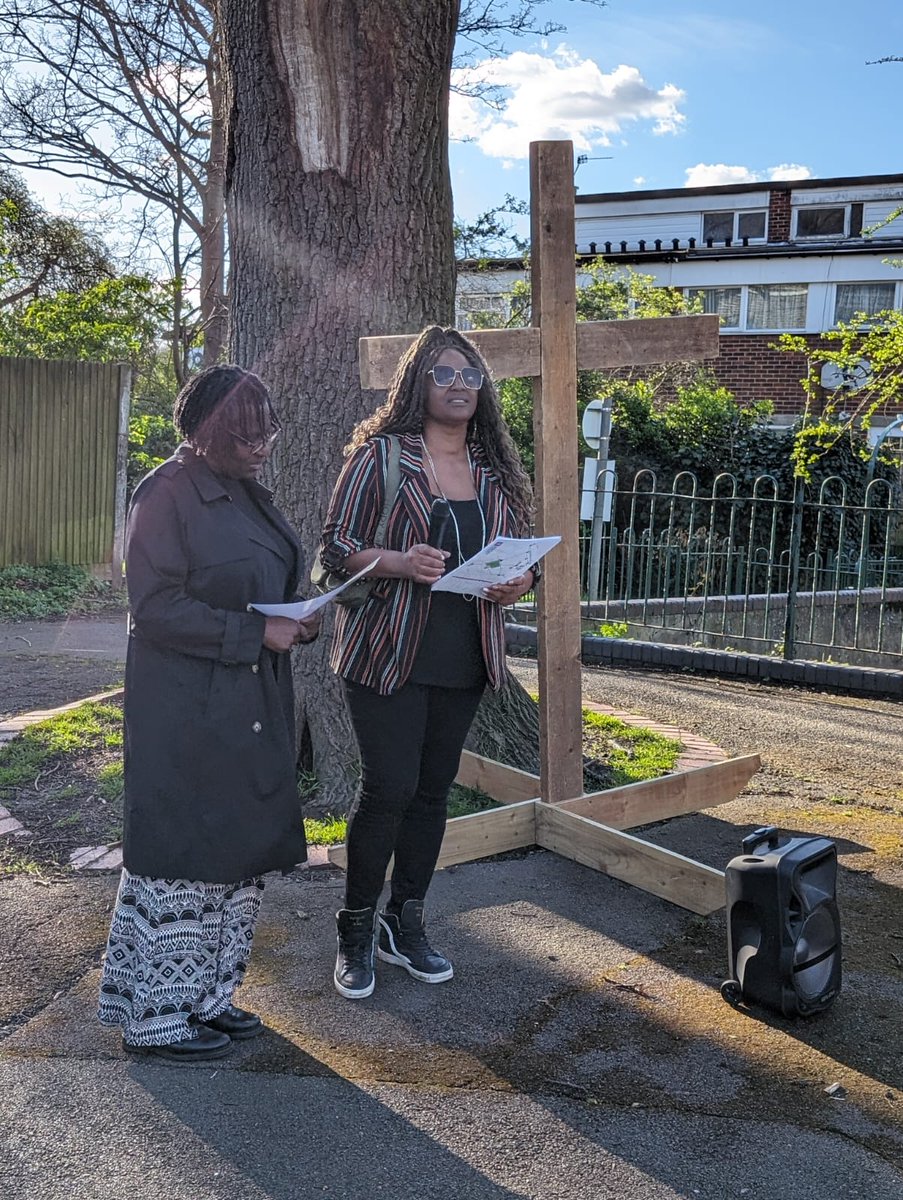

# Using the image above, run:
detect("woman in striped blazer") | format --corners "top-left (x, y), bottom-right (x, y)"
top-left (319, 326), bottom-right (537, 1000)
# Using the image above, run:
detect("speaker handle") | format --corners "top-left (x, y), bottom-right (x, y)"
top-left (742, 825), bottom-right (781, 855)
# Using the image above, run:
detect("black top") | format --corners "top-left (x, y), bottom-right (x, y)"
top-left (409, 498), bottom-right (487, 690)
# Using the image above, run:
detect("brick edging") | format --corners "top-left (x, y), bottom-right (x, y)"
top-left (581, 700), bottom-right (725, 773)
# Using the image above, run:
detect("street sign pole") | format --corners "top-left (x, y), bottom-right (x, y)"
top-left (584, 397), bottom-right (613, 602)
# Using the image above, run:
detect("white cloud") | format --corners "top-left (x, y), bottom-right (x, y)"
top-left (767, 163), bottom-right (813, 181)
top-left (633, 176), bottom-right (647, 185)
top-left (684, 163), bottom-right (758, 187)
top-left (684, 162), bottom-right (814, 187)
top-left (450, 47), bottom-right (686, 161)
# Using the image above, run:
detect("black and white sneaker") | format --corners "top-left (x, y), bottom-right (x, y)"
top-left (334, 908), bottom-right (376, 999)
top-left (378, 900), bottom-right (453, 984)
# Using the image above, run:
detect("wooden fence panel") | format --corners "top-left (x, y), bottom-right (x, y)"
top-left (0, 357), bottom-right (129, 574)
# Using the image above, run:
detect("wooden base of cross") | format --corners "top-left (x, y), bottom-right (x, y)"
top-left (328, 751), bottom-right (761, 914)
top-left (328, 140), bottom-right (760, 914)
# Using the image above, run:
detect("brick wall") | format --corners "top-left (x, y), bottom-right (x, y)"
top-left (768, 188), bottom-right (791, 241)
top-left (711, 334), bottom-right (900, 419)
top-left (716, 334), bottom-right (810, 413)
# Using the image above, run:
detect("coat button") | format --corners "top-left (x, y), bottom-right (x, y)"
top-left (251, 721), bottom-right (262, 734)
top-left (251, 663), bottom-right (259, 674)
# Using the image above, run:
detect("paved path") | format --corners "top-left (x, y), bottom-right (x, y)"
top-left (1, 618), bottom-right (902, 1198)
top-left (0, 614), bottom-right (128, 661)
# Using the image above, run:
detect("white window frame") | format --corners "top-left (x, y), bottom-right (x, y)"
top-left (686, 286), bottom-right (742, 329)
top-left (684, 283), bottom-right (808, 332)
top-left (700, 209), bottom-right (768, 244)
top-left (832, 281), bottom-right (900, 327)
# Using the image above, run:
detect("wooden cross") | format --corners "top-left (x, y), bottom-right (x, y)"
top-left (332, 141), bottom-right (760, 914)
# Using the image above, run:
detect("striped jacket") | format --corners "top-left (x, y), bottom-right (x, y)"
top-left (319, 431), bottom-right (528, 695)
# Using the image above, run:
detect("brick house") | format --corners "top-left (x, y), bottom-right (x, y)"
top-left (456, 172), bottom-right (903, 443)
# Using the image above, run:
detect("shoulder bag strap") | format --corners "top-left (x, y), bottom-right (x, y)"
top-left (373, 435), bottom-right (402, 546)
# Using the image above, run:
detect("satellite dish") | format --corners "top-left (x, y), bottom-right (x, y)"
top-left (820, 362), bottom-right (845, 390)
top-left (848, 359), bottom-right (871, 390)
top-left (820, 359), bottom-right (871, 391)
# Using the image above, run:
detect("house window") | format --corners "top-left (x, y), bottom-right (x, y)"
top-left (702, 212), bottom-right (734, 242)
top-left (687, 287), bottom-right (741, 328)
top-left (747, 284), bottom-right (808, 330)
top-left (795, 206), bottom-right (846, 238)
top-left (737, 211), bottom-right (767, 240)
top-left (702, 210), bottom-right (767, 243)
top-left (834, 282), bottom-right (896, 325)
top-left (455, 292), bottom-right (509, 331)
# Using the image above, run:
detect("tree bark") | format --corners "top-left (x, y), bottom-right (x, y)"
top-left (200, 28), bottom-right (228, 366)
top-left (221, 0), bottom-right (459, 809)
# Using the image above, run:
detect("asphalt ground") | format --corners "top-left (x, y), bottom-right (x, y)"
top-left (0, 618), bottom-right (901, 1199)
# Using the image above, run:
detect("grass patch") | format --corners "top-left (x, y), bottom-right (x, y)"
top-left (0, 843), bottom-right (45, 878)
top-left (0, 561), bottom-right (126, 621)
top-left (582, 709), bottom-right (681, 786)
top-left (448, 784), bottom-right (499, 819)
top-left (0, 696), bottom-right (681, 875)
top-left (97, 761), bottom-right (124, 802)
top-left (303, 814), bottom-right (348, 845)
top-left (0, 703), bottom-right (123, 790)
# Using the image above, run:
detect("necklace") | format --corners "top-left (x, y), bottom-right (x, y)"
top-left (421, 436), bottom-right (487, 577)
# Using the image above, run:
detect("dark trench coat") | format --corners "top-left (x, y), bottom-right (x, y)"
top-left (122, 446), bottom-right (307, 883)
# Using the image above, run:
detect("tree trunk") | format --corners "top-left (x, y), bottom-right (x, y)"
top-left (220, 0), bottom-right (460, 809)
top-left (464, 668), bottom-right (541, 775)
top-left (201, 36), bottom-right (229, 366)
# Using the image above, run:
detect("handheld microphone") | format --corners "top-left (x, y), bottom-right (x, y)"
top-left (427, 497), bottom-right (451, 549)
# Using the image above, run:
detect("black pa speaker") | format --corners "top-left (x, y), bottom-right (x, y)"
top-left (721, 825), bottom-right (841, 1017)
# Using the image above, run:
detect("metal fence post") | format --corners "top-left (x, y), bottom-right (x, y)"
top-left (782, 477), bottom-right (805, 660)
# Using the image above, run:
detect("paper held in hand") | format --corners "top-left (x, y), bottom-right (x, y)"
top-left (432, 535), bottom-right (561, 596)
top-left (250, 559), bottom-right (379, 620)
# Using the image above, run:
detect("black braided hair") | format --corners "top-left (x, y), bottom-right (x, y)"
top-left (347, 326), bottom-right (534, 530)
top-left (173, 364), bottom-right (279, 448)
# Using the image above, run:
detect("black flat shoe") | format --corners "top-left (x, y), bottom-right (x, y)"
top-left (202, 1004), bottom-right (263, 1040)
top-left (124, 1025), bottom-right (232, 1062)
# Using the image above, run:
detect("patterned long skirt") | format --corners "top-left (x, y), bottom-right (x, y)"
top-left (98, 871), bottom-right (265, 1047)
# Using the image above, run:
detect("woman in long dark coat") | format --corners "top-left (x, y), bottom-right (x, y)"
top-left (98, 365), bottom-right (319, 1062)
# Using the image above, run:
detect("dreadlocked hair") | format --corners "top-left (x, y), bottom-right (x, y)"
top-left (173, 364), bottom-right (279, 451)
top-left (346, 325), bottom-right (534, 531)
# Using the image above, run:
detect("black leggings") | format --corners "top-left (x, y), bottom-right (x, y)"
top-left (342, 679), bottom-right (485, 912)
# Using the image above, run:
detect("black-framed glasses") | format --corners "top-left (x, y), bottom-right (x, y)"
top-left (229, 428), bottom-right (281, 454)
top-left (428, 365), bottom-right (483, 390)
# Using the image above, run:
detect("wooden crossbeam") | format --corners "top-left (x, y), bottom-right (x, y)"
top-left (434, 800), bottom-right (537, 869)
top-left (359, 315), bottom-right (719, 389)
top-left (558, 754), bottom-right (761, 830)
top-left (534, 802), bottom-right (726, 915)
top-left (455, 749), bottom-right (541, 803)
top-left (326, 799), bottom-right (536, 873)
top-left (328, 750), bottom-right (758, 909)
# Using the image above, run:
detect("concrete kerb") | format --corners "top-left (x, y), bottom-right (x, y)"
top-left (1, 686), bottom-right (727, 874)
top-left (507, 622), bottom-right (903, 699)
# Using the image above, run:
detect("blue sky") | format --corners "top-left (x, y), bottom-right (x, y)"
top-left (17, 0), bottom-right (902, 234)
top-left (450, 0), bottom-right (903, 219)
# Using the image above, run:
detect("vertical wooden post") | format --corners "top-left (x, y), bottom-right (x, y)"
top-left (530, 141), bottom-right (584, 804)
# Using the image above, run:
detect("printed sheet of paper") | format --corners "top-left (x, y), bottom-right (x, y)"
top-left (431, 536), bottom-right (560, 596)
top-left (250, 559), bottom-right (378, 620)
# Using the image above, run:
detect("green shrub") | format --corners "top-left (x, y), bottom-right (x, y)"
top-left (0, 562), bottom-right (107, 620)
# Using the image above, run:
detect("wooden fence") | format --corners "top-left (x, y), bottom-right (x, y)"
top-left (0, 357), bottom-right (130, 577)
